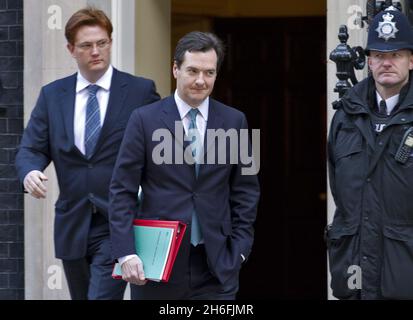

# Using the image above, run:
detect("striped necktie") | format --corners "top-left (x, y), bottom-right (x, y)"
top-left (188, 108), bottom-right (201, 176)
top-left (187, 108), bottom-right (203, 246)
top-left (84, 85), bottom-right (101, 159)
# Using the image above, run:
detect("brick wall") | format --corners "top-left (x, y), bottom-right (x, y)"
top-left (0, 0), bottom-right (24, 300)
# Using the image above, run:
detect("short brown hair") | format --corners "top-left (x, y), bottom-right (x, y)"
top-left (174, 31), bottom-right (225, 72)
top-left (65, 7), bottom-right (113, 45)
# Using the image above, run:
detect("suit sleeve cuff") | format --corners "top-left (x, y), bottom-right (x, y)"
top-left (118, 254), bottom-right (138, 266)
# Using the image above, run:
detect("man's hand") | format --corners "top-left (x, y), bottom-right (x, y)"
top-left (121, 256), bottom-right (147, 285)
top-left (23, 170), bottom-right (48, 199)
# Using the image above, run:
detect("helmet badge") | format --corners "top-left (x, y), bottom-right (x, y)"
top-left (375, 11), bottom-right (399, 41)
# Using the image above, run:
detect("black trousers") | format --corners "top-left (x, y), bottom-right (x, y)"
top-left (131, 244), bottom-right (239, 300)
top-left (62, 212), bottom-right (127, 300)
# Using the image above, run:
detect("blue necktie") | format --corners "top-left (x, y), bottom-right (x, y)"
top-left (188, 108), bottom-right (201, 176)
top-left (188, 108), bottom-right (203, 246)
top-left (84, 85), bottom-right (101, 159)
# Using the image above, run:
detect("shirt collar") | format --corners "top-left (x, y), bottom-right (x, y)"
top-left (376, 91), bottom-right (399, 114)
top-left (76, 65), bottom-right (113, 93)
top-left (174, 90), bottom-right (209, 121)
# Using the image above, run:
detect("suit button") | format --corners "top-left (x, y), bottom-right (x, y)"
top-left (89, 193), bottom-right (94, 199)
top-left (193, 193), bottom-right (197, 198)
top-left (88, 164), bottom-right (93, 169)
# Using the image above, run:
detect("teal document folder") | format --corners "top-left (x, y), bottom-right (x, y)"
top-left (112, 219), bottom-right (187, 282)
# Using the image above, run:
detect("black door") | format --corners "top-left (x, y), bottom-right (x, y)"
top-left (212, 17), bottom-right (327, 299)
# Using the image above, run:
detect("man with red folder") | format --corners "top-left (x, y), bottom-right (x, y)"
top-left (109, 31), bottom-right (260, 299)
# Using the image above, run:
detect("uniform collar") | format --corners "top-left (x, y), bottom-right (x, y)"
top-left (376, 91), bottom-right (399, 115)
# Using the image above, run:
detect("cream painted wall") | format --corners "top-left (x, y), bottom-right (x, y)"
top-left (24, 0), bottom-right (172, 300)
top-left (136, 0), bottom-right (171, 97)
top-left (24, 0), bottom-right (171, 300)
top-left (111, 0), bottom-right (135, 74)
top-left (24, 0), bottom-right (90, 300)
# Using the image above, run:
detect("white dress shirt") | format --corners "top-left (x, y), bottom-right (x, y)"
top-left (74, 65), bottom-right (113, 154)
top-left (376, 91), bottom-right (399, 115)
top-left (174, 90), bottom-right (209, 141)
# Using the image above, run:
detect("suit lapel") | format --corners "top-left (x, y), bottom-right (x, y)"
top-left (160, 97), bottom-right (224, 152)
top-left (60, 74), bottom-right (77, 149)
top-left (95, 68), bottom-right (128, 151)
top-left (160, 96), bottom-right (196, 175)
top-left (196, 99), bottom-right (224, 178)
top-left (160, 96), bottom-right (188, 149)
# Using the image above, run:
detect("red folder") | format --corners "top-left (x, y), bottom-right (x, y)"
top-left (112, 219), bottom-right (187, 282)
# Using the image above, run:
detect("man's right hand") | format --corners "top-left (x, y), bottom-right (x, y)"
top-left (121, 256), bottom-right (147, 286)
top-left (23, 170), bottom-right (48, 199)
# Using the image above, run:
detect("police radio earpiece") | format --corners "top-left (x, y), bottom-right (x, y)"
top-left (395, 127), bottom-right (413, 163)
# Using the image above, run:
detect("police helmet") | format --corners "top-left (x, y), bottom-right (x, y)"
top-left (365, 6), bottom-right (413, 55)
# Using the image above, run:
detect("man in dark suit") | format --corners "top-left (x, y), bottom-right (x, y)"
top-left (109, 31), bottom-right (260, 299)
top-left (14, 7), bottom-right (159, 300)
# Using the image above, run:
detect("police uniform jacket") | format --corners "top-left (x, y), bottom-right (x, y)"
top-left (327, 73), bottom-right (413, 300)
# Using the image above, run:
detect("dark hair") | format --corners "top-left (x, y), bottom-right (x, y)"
top-left (174, 31), bottom-right (225, 72)
top-left (65, 7), bottom-right (113, 45)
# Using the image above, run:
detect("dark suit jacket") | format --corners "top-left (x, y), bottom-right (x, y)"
top-left (109, 95), bottom-right (260, 285)
top-left (15, 68), bottom-right (160, 260)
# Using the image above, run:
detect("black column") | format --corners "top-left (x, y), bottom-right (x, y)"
top-left (0, 0), bottom-right (24, 300)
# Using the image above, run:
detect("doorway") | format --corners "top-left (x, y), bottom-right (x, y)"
top-left (212, 17), bottom-right (327, 299)
top-left (171, 9), bottom-right (327, 299)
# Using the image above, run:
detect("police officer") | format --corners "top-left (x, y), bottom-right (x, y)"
top-left (328, 7), bottom-right (413, 299)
